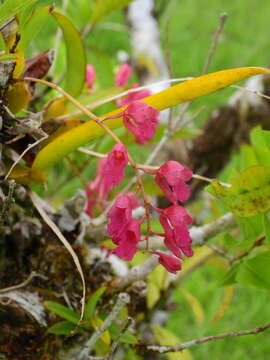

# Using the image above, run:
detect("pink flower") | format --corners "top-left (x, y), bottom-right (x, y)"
top-left (85, 158), bottom-right (108, 216)
top-left (116, 83), bottom-right (151, 107)
top-left (112, 218), bottom-right (141, 261)
top-left (123, 101), bottom-right (159, 144)
top-left (151, 251), bottom-right (181, 274)
top-left (114, 63), bottom-right (133, 87)
top-left (159, 205), bottom-right (193, 258)
top-left (85, 64), bottom-right (96, 89)
top-left (156, 161), bottom-right (193, 204)
top-left (103, 144), bottom-right (128, 190)
top-left (107, 193), bottom-right (139, 238)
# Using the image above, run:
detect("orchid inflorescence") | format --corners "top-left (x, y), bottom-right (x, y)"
top-left (85, 64), bottom-right (194, 273)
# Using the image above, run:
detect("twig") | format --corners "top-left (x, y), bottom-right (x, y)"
top-left (78, 293), bottom-right (130, 359)
top-left (190, 213), bottom-right (235, 246)
top-left (146, 321), bottom-right (270, 353)
top-left (203, 13), bottom-right (228, 74)
top-left (0, 271), bottom-right (47, 293)
top-left (4, 135), bottom-right (48, 180)
top-left (230, 84), bottom-right (270, 102)
top-left (230, 236), bottom-right (265, 264)
top-left (109, 317), bottom-right (134, 357)
top-left (29, 191), bottom-right (86, 327)
top-left (0, 179), bottom-right (15, 223)
top-left (114, 256), bottom-right (159, 290)
top-left (87, 318), bottom-right (135, 360)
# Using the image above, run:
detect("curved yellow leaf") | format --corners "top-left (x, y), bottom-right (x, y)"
top-left (44, 97), bottom-right (68, 121)
top-left (182, 289), bottom-right (205, 325)
top-left (210, 285), bottom-right (234, 325)
top-left (29, 67), bottom-right (270, 180)
top-left (6, 80), bottom-right (31, 113)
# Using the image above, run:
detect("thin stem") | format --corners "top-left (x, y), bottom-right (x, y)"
top-left (0, 271), bottom-right (47, 293)
top-left (146, 321), bottom-right (270, 353)
top-left (203, 13), bottom-right (228, 74)
top-left (53, 77), bottom-right (193, 122)
top-left (78, 293), bottom-right (130, 359)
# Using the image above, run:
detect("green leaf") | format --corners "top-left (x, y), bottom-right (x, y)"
top-left (109, 324), bottom-right (138, 345)
top-left (236, 251), bottom-right (270, 289)
top-left (51, 11), bottom-right (86, 97)
top-left (47, 320), bottom-right (77, 335)
top-left (20, 5), bottom-right (52, 52)
top-left (235, 214), bottom-right (263, 246)
top-left (83, 286), bottom-right (106, 321)
top-left (208, 166), bottom-right (270, 217)
top-left (250, 126), bottom-right (270, 148)
top-left (239, 145), bottom-right (258, 169)
top-left (44, 301), bottom-right (80, 324)
top-left (0, 0), bottom-right (41, 28)
top-left (90, 0), bottom-right (134, 24)
top-left (219, 262), bottom-right (241, 286)
top-left (263, 212), bottom-right (270, 247)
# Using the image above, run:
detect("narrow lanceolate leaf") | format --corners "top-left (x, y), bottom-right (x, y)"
top-left (208, 165), bottom-right (270, 217)
top-left (44, 301), bottom-right (80, 324)
top-left (51, 11), bottom-right (86, 97)
top-left (90, 0), bottom-right (134, 24)
top-left (0, 0), bottom-right (40, 28)
top-left (20, 6), bottom-right (53, 52)
top-left (30, 67), bottom-right (270, 180)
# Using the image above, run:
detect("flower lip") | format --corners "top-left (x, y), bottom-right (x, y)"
top-left (155, 161), bottom-right (193, 204)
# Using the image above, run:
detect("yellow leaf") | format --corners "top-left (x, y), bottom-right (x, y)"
top-left (147, 263), bottom-right (169, 290)
top-left (182, 289), bottom-right (205, 325)
top-left (210, 285), bottom-right (234, 325)
top-left (28, 67), bottom-right (270, 180)
top-left (13, 48), bottom-right (25, 78)
top-left (41, 118), bottom-right (83, 147)
top-left (9, 164), bottom-right (47, 184)
top-left (44, 97), bottom-right (68, 121)
top-left (91, 316), bottom-right (111, 346)
top-left (206, 256), bottom-right (228, 270)
top-left (151, 325), bottom-right (193, 360)
top-left (6, 80), bottom-right (31, 113)
top-left (147, 282), bottom-right (160, 310)
top-left (179, 246), bottom-right (215, 280)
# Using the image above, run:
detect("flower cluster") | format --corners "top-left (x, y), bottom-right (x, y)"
top-left (104, 160), bottom-right (193, 273)
top-left (84, 64), bottom-right (193, 274)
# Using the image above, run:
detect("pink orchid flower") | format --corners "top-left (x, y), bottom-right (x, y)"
top-left (103, 144), bottom-right (128, 190)
top-left (123, 101), bottom-right (159, 144)
top-left (156, 161), bottom-right (193, 204)
top-left (151, 251), bottom-right (181, 274)
top-left (112, 218), bottom-right (141, 261)
top-left (114, 63), bottom-right (133, 87)
top-left (85, 64), bottom-right (96, 89)
top-left (159, 205), bottom-right (193, 258)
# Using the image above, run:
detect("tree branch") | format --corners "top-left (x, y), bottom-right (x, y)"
top-left (146, 321), bottom-right (270, 353)
top-left (78, 293), bottom-right (130, 359)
